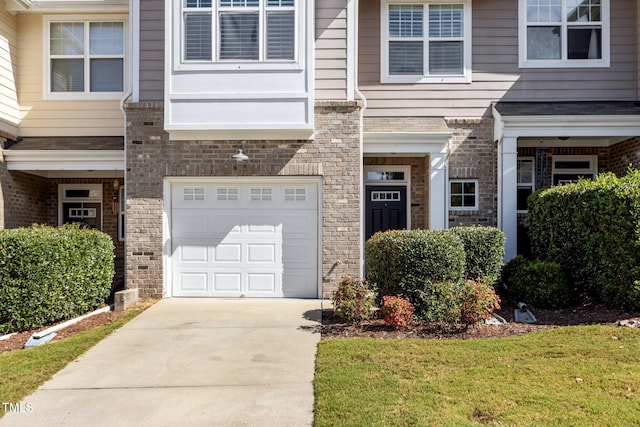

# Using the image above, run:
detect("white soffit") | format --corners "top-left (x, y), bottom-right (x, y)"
top-left (3, 150), bottom-right (124, 177)
top-left (363, 132), bottom-right (451, 155)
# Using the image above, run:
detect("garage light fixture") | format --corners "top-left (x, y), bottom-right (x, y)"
top-left (231, 149), bottom-right (249, 162)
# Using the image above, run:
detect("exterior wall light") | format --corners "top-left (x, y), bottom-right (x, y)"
top-left (231, 149), bottom-right (249, 162)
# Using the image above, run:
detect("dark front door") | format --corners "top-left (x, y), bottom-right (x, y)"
top-left (365, 186), bottom-right (407, 241)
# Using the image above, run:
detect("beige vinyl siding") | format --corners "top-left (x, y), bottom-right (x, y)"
top-left (0, 6), bottom-right (19, 134)
top-left (17, 14), bottom-right (124, 137)
top-left (139, 0), bottom-right (164, 101)
top-left (315, 0), bottom-right (348, 100)
top-left (360, 0), bottom-right (638, 118)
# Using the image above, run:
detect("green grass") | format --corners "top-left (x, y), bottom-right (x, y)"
top-left (315, 326), bottom-right (640, 426)
top-left (0, 308), bottom-right (144, 416)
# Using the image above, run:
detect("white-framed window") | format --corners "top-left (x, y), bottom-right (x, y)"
top-left (182, 0), bottom-right (296, 64)
top-left (552, 155), bottom-right (597, 185)
top-left (519, 0), bottom-right (610, 68)
top-left (449, 179), bottom-right (478, 210)
top-left (44, 16), bottom-right (127, 99)
top-left (380, 0), bottom-right (472, 83)
top-left (517, 157), bottom-right (535, 213)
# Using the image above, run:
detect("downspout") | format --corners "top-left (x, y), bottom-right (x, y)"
top-left (118, 0), bottom-right (139, 290)
top-left (349, 0), bottom-right (367, 277)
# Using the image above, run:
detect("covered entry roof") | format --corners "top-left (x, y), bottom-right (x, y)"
top-left (2, 137), bottom-right (124, 178)
top-left (493, 101), bottom-right (640, 117)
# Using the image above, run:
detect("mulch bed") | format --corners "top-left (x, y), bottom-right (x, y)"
top-left (0, 309), bottom-right (128, 353)
top-left (2, 302), bottom-right (639, 353)
top-left (321, 303), bottom-right (640, 340)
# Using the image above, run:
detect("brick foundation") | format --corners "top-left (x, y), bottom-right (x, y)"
top-left (124, 100), bottom-right (362, 299)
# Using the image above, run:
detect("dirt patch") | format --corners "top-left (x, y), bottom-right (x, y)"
top-left (0, 300), bottom-right (154, 353)
top-left (321, 303), bottom-right (640, 340)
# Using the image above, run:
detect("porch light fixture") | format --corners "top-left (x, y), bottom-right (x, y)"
top-left (231, 149), bottom-right (249, 162)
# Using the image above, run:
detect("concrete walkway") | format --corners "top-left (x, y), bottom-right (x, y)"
top-left (1, 299), bottom-right (322, 427)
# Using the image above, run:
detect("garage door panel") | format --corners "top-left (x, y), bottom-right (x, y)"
top-left (283, 243), bottom-right (314, 265)
top-left (177, 272), bottom-right (209, 293)
top-left (213, 273), bottom-right (242, 292)
top-left (247, 244), bottom-right (279, 263)
top-left (247, 274), bottom-right (277, 294)
top-left (214, 244), bottom-right (242, 262)
top-left (178, 245), bottom-right (210, 263)
top-left (283, 271), bottom-right (316, 297)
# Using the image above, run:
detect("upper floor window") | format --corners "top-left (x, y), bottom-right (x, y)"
top-left (519, 0), bottom-right (610, 68)
top-left (381, 0), bottom-right (472, 83)
top-left (183, 0), bottom-right (295, 63)
top-left (46, 16), bottom-right (126, 99)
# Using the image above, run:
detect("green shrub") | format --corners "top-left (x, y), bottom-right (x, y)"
top-left (500, 256), bottom-right (571, 309)
top-left (407, 278), bottom-right (499, 326)
top-left (0, 224), bottom-right (115, 333)
top-left (450, 226), bottom-right (505, 282)
top-left (459, 278), bottom-right (501, 325)
top-left (379, 295), bottom-right (414, 329)
top-left (332, 276), bottom-right (376, 322)
top-left (527, 169), bottom-right (640, 310)
top-left (365, 229), bottom-right (465, 301)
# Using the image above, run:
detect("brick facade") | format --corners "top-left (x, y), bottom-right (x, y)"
top-left (124, 100), bottom-right (362, 299)
top-left (447, 118), bottom-right (498, 227)
top-left (609, 137), bottom-right (640, 176)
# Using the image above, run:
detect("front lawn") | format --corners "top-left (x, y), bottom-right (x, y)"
top-left (315, 326), bottom-right (640, 426)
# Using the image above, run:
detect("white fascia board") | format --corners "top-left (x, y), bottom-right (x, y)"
top-left (167, 128), bottom-right (314, 141)
top-left (7, 0), bottom-right (128, 13)
top-left (364, 132), bottom-right (451, 155)
top-left (499, 115), bottom-right (640, 138)
top-left (3, 150), bottom-right (124, 171)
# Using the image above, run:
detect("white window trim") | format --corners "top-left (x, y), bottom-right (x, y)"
top-left (518, 0), bottom-right (610, 69)
top-left (43, 15), bottom-right (128, 101)
top-left (173, 0), bottom-right (304, 72)
top-left (380, 0), bottom-right (472, 84)
top-left (517, 157), bottom-right (535, 214)
top-left (552, 154), bottom-right (598, 180)
top-left (449, 178), bottom-right (478, 211)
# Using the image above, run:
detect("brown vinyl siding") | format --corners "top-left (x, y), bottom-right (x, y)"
top-left (359, 0), bottom-right (638, 119)
top-left (139, 0), bottom-right (165, 101)
top-left (315, 0), bottom-right (348, 100)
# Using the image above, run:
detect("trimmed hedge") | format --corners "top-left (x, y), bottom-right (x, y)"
top-left (499, 256), bottom-right (571, 309)
top-left (527, 169), bottom-right (640, 310)
top-left (365, 229), bottom-right (466, 301)
top-left (0, 224), bottom-right (115, 333)
top-left (450, 226), bottom-right (505, 282)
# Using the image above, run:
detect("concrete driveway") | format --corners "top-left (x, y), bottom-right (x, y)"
top-left (0, 298), bottom-right (322, 427)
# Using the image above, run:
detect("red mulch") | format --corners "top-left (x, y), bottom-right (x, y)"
top-left (321, 303), bottom-right (640, 340)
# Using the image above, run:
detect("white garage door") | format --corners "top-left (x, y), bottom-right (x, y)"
top-left (171, 180), bottom-right (319, 298)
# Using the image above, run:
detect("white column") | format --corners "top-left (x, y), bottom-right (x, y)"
top-left (429, 152), bottom-right (448, 230)
top-left (500, 136), bottom-right (518, 261)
